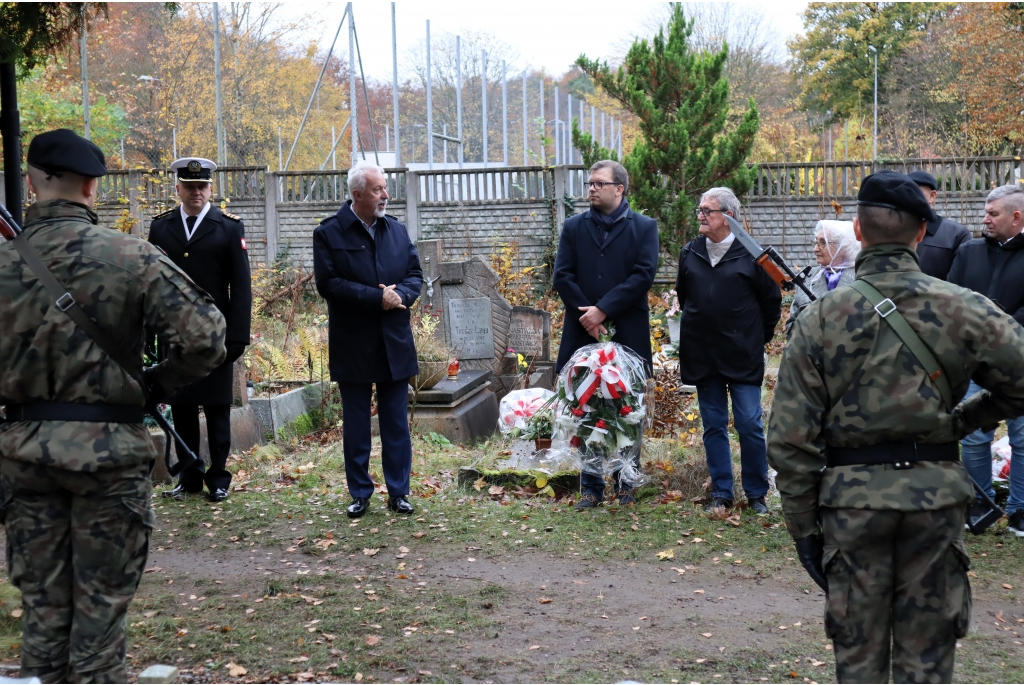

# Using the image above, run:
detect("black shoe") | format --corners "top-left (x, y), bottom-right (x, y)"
top-left (704, 497), bottom-right (733, 513)
top-left (615, 489), bottom-right (636, 507)
top-left (208, 487), bottom-right (229, 503)
top-left (388, 496), bottom-right (415, 515)
top-left (574, 492), bottom-right (602, 511)
top-left (1008, 510), bottom-right (1024, 537)
top-left (162, 484), bottom-right (189, 501)
top-left (966, 500), bottom-right (988, 531)
top-left (748, 496), bottom-right (769, 516)
top-left (347, 497), bottom-right (370, 518)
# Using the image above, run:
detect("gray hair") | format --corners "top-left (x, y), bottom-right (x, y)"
top-left (987, 184), bottom-right (1024, 216)
top-left (590, 160), bottom-right (629, 194)
top-left (701, 187), bottom-right (741, 219)
top-left (347, 160), bottom-right (386, 194)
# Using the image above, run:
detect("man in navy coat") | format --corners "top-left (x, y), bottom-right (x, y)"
top-left (313, 161), bottom-right (422, 518)
top-left (553, 160), bottom-right (659, 510)
top-left (149, 157), bottom-right (252, 503)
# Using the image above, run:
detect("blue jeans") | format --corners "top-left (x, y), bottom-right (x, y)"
top-left (961, 380), bottom-right (1024, 515)
top-left (696, 374), bottom-right (769, 502)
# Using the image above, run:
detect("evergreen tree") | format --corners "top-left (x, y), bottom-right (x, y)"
top-left (572, 4), bottom-right (759, 255)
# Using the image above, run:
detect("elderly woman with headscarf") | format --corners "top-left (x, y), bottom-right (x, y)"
top-left (785, 219), bottom-right (860, 338)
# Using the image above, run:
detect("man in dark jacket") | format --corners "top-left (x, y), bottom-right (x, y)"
top-left (149, 157), bottom-right (252, 503)
top-left (553, 160), bottom-right (659, 509)
top-left (675, 187), bottom-right (781, 514)
top-left (909, 170), bottom-right (971, 280)
top-left (313, 161), bottom-right (422, 518)
top-left (948, 183), bottom-right (1024, 536)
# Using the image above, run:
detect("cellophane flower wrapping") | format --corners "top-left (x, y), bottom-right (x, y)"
top-left (551, 342), bottom-right (649, 488)
top-left (497, 388), bottom-right (556, 437)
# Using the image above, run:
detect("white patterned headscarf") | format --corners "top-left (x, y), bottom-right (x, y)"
top-left (812, 220), bottom-right (859, 281)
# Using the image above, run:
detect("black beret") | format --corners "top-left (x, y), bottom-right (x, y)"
top-left (27, 129), bottom-right (106, 178)
top-left (908, 170), bottom-right (938, 190)
top-left (858, 170), bottom-right (937, 223)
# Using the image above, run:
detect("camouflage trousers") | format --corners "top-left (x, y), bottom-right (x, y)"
top-left (1, 459), bottom-right (154, 684)
top-left (822, 506), bottom-right (971, 684)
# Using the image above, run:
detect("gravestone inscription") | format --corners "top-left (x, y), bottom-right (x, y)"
top-left (508, 306), bottom-right (551, 361)
top-left (448, 297), bottom-right (494, 360)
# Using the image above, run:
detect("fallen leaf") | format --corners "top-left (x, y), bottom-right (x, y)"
top-left (538, 597), bottom-right (552, 604)
top-left (355, 674), bottom-right (363, 682)
top-left (10, 609), bottom-right (22, 619)
top-left (695, 658), bottom-right (707, 664)
top-left (694, 589), bottom-right (705, 594)
top-left (473, 477), bottom-right (488, 491)
top-left (701, 632), bottom-right (713, 638)
top-left (289, 656), bottom-right (309, 663)
top-left (226, 662), bottom-right (247, 677)
top-left (366, 635), bottom-right (381, 646)
top-left (245, 608), bottom-right (255, 615)
top-left (412, 532), bottom-right (426, 539)
top-left (399, 546), bottom-right (410, 553)
top-left (1003, 583), bottom-right (1014, 590)
top-left (656, 549), bottom-right (674, 560)
top-left (143, 567), bottom-right (162, 574)
top-left (488, 485), bottom-right (505, 496)
top-left (529, 645), bottom-right (541, 650)
top-left (143, 611), bottom-right (159, 618)
top-left (789, 671), bottom-right (799, 678)
top-left (363, 548), bottom-right (379, 557)
top-left (419, 671), bottom-right (432, 676)
top-left (176, 628), bottom-right (188, 637)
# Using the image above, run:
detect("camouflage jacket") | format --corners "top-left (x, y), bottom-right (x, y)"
top-left (0, 200), bottom-right (227, 471)
top-left (768, 243), bottom-right (1024, 539)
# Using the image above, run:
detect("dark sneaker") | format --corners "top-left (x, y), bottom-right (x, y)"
top-left (748, 496), bottom-right (769, 516)
top-left (704, 497), bottom-right (733, 513)
top-left (615, 489), bottom-right (636, 507)
top-left (1008, 510), bottom-right (1024, 537)
top-left (574, 492), bottom-right (602, 511)
top-left (966, 500), bottom-right (988, 531)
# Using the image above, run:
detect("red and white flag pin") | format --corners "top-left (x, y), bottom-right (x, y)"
top-left (240, 237), bottom-right (247, 250)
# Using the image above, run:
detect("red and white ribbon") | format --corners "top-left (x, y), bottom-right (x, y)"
top-left (569, 344), bottom-right (630, 407)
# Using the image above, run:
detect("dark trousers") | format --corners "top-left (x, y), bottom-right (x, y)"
top-left (171, 404), bottom-right (232, 493)
top-left (580, 452), bottom-right (640, 497)
top-left (1, 460), bottom-right (153, 683)
top-left (340, 378), bottom-right (411, 499)
top-left (822, 506), bottom-right (971, 684)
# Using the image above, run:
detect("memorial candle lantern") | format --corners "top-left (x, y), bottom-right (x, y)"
top-left (447, 358), bottom-right (460, 380)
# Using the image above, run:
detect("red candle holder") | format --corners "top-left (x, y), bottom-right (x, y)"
top-left (447, 358), bottom-right (460, 380)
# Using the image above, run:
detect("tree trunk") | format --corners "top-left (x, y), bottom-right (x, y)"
top-left (0, 62), bottom-right (22, 226)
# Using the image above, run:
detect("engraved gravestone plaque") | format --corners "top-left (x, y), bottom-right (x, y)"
top-left (508, 306), bottom-right (550, 360)
top-left (447, 298), bottom-right (494, 360)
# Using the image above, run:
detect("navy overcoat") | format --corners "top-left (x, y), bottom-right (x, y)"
top-left (552, 206), bottom-right (659, 375)
top-left (313, 201), bottom-right (423, 384)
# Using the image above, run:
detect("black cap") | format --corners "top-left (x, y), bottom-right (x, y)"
top-left (26, 129), bottom-right (107, 178)
top-left (908, 170), bottom-right (938, 190)
top-left (858, 170), bottom-right (937, 223)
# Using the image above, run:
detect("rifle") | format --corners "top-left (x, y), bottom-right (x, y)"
top-left (0, 202), bottom-right (199, 477)
top-left (725, 214), bottom-right (818, 302)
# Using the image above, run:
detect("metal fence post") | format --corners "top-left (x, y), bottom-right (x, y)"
top-left (553, 164), bottom-right (566, 233)
top-left (265, 171), bottom-right (279, 263)
top-left (127, 169), bottom-right (142, 235)
top-left (406, 170), bottom-right (420, 242)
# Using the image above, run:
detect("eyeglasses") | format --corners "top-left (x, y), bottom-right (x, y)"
top-left (695, 207), bottom-right (724, 218)
top-left (814, 239), bottom-right (829, 248)
top-left (586, 181), bottom-right (622, 190)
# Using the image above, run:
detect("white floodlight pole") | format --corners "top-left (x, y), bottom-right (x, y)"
top-left (457, 36), bottom-right (463, 168)
top-left (522, 71), bottom-right (527, 166)
top-left (81, 8), bottom-right (90, 140)
top-left (502, 60), bottom-right (507, 166)
top-left (426, 20), bottom-right (433, 169)
top-left (392, 2), bottom-right (400, 167)
top-left (554, 85), bottom-right (560, 165)
top-left (869, 45), bottom-right (878, 160)
top-left (481, 50), bottom-right (488, 165)
top-left (539, 80), bottom-right (545, 164)
top-left (213, 3), bottom-right (224, 162)
top-left (349, 10), bottom-right (359, 161)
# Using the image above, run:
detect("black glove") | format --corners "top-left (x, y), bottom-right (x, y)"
top-left (794, 534), bottom-right (828, 591)
top-left (225, 342), bottom-right (246, 364)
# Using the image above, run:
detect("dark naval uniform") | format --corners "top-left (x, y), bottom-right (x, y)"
top-left (148, 194), bottom-right (251, 498)
top-left (0, 130), bottom-right (227, 683)
top-left (768, 171), bottom-right (1024, 683)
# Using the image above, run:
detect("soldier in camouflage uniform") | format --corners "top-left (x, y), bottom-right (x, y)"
top-left (0, 129), bottom-right (227, 683)
top-left (768, 170), bottom-right (1024, 684)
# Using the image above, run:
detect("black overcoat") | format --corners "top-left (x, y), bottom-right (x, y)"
top-left (148, 204), bottom-right (252, 404)
top-left (948, 232), bottom-right (1024, 326)
top-left (674, 236), bottom-right (782, 386)
top-left (917, 214), bottom-right (972, 281)
top-left (313, 202), bottom-right (423, 384)
top-left (552, 206), bottom-right (659, 375)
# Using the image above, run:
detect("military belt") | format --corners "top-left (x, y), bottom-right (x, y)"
top-left (826, 441), bottom-right (959, 470)
top-left (4, 402), bottom-right (145, 423)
